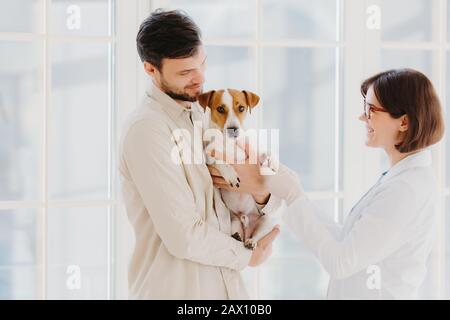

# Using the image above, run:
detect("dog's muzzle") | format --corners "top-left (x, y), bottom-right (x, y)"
top-left (226, 127), bottom-right (240, 138)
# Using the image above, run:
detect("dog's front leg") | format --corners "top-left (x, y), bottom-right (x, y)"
top-left (231, 212), bottom-right (244, 242)
top-left (211, 163), bottom-right (240, 188)
top-left (248, 215), bottom-right (273, 245)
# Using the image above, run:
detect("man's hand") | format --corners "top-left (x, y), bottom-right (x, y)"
top-left (249, 225), bottom-right (280, 267)
top-left (207, 139), bottom-right (271, 203)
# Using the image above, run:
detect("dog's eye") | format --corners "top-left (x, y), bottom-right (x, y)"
top-left (217, 106), bottom-right (225, 113)
top-left (238, 105), bottom-right (245, 112)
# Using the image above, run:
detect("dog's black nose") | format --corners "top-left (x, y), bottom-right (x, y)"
top-left (226, 127), bottom-right (240, 138)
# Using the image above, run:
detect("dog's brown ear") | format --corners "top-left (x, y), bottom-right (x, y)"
top-left (198, 90), bottom-right (215, 110)
top-left (242, 90), bottom-right (260, 114)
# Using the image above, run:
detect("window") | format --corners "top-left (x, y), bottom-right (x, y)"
top-left (0, 0), bottom-right (116, 299)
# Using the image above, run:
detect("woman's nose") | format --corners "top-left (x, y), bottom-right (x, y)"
top-left (358, 113), bottom-right (367, 122)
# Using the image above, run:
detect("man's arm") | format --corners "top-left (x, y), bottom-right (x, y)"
top-left (123, 118), bottom-right (251, 271)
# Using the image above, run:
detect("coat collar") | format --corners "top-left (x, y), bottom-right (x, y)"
top-left (382, 149), bottom-right (432, 182)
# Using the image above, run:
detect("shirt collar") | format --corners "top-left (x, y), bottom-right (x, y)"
top-left (382, 149), bottom-right (432, 182)
top-left (146, 82), bottom-right (192, 119)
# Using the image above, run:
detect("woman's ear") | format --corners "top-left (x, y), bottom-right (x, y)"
top-left (399, 114), bottom-right (409, 132)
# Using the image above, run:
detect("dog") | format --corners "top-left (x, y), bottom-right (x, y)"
top-left (198, 89), bottom-right (276, 250)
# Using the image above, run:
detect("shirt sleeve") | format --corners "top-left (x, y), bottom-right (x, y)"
top-left (123, 118), bottom-right (252, 271)
top-left (255, 194), bottom-right (283, 216)
top-left (282, 180), bottom-right (417, 279)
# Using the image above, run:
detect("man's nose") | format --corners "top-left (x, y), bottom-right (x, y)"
top-left (192, 70), bottom-right (205, 85)
top-left (226, 127), bottom-right (240, 138)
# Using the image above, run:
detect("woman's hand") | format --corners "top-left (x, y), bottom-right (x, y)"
top-left (207, 138), bottom-right (306, 205)
top-left (249, 225), bottom-right (280, 267)
top-left (265, 163), bottom-right (305, 205)
top-left (207, 165), bottom-right (270, 203)
top-left (207, 139), bottom-right (271, 204)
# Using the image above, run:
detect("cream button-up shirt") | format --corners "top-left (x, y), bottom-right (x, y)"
top-left (119, 83), bottom-right (281, 299)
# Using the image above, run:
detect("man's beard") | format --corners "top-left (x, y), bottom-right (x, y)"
top-left (160, 77), bottom-right (201, 102)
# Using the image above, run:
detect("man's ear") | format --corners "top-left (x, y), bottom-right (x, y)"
top-left (399, 114), bottom-right (409, 132)
top-left (242, 90), bottom-right (260, 114)
top-left (198, 90), bottom-right (215, 110)
top-left (143, 61), bottom-right (158, 77)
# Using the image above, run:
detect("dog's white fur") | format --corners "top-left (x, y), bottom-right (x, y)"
top-left (199, 89), bottom-right (276, 250)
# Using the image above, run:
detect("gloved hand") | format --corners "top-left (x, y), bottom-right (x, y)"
top-left (266, 162), bottom-right (306, 206)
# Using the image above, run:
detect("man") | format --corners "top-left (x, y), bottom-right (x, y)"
top-left (119, 9), bottom-right (281, 299)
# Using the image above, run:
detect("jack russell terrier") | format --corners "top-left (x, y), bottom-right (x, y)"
top-left (198, 89), bottom-right (277, 250)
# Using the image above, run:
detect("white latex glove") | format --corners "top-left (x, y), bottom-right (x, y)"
top-left (266, 163), bottom-right (306, 206)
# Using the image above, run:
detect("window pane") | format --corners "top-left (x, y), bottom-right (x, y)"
top-left (263, 48), bottom-right (336, 192)
top-left (0, 0), bottom-right (42, 33)
top-left (381, 0), bottom-right (435, 42)
top-left (48, 42), bottom-right (110, 201)
top-left (259, 199), bottom-right (334, 299)
top-left (448, 0), bottom-right (450, 43)
top-left (170, 0), bottom-right (256, 39)
top-left (50, 0), bottom-right (112, 36)
top-left (447, 196), bottom-right (450, 298)
top-left (204, 46), bottom-right (256, 91)
top-left (381, 50), bottom-right (434, 82)
top-left (262, 0), bottom-right (337, 41)
top-left (0, 41), bottom-right (42, 201)
top-left (47, 206), bottom-right (108, 299)
top-left (446, 52), bottom-right (450, 188)
top-left (0, 209), bottom-right (38, 299)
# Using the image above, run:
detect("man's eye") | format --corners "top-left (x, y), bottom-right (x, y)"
top-left (238, 106), bottom-right (245, 112)
top-left (217, 106), bottom-right (225, 113)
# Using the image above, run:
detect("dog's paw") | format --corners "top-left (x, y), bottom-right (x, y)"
top-left (231, 232), bottom-right (243, 242)
top-left (244, 239), bottom-right (257, 250)
top-left (220, 165), bottom-right (240, 188)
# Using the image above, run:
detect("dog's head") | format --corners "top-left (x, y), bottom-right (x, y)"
top-left (198, 89), bottom-right (260, 138)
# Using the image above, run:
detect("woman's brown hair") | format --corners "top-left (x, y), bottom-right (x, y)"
top-left (361, 69), bottom-right (445, 153)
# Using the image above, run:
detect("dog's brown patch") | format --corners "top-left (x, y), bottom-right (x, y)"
top-left (198, 89), bottom-right (260, 129)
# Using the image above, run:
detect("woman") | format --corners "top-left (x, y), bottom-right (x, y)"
top-left (210, 69), bottom-right (445, 299)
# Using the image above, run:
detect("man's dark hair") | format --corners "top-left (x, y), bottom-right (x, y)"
top-left (136, 9), bottom-right (202, 70)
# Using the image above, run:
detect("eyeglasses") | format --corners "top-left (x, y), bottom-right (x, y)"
top-left (363, 98), bottom-right (388, 120)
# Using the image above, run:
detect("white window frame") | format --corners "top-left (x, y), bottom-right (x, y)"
top-left (0, 0), bottom-right (143, 300)
top-left (113, 0), bottom-right (152, 299)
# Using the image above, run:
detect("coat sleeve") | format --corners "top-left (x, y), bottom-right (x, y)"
top-left (265, 162), bottom-right (342, 236)
top-left (282, 181), bottom-right (417, 279)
